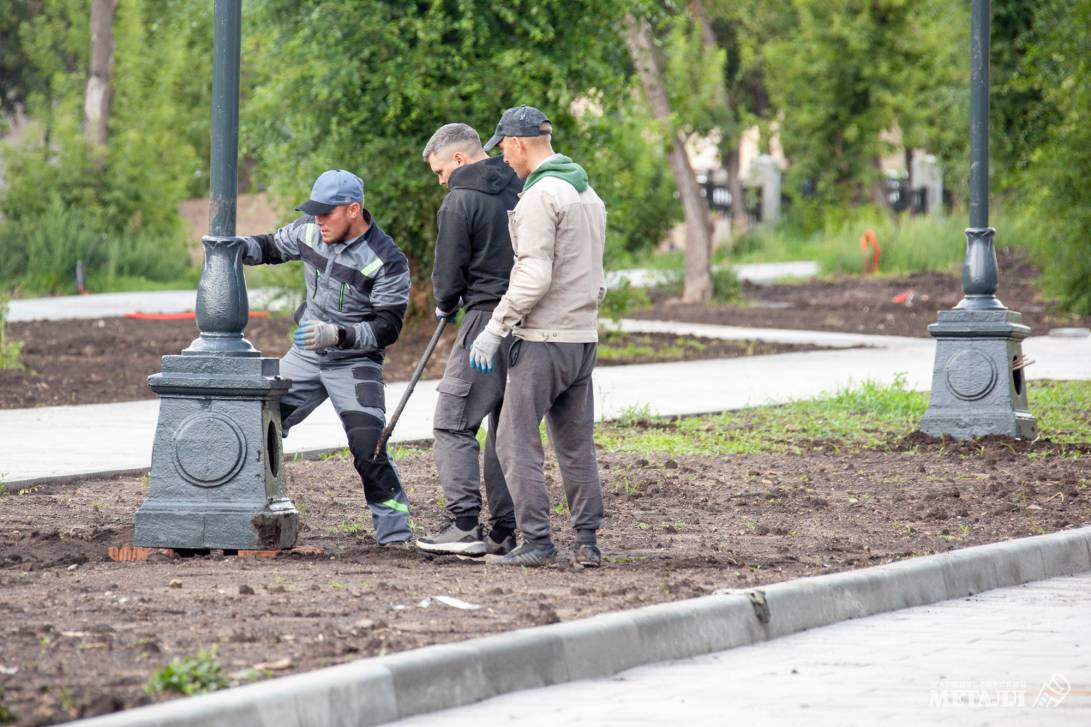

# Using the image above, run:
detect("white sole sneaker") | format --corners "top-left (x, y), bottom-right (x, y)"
top-left (415, 539), bottom-right (487, 556)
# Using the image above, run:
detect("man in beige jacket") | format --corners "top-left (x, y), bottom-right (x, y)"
top-left (468, 105), bottom-right (607, 568)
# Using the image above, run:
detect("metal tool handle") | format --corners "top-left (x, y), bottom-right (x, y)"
top-left (373, 317), bottom-right (449, 458)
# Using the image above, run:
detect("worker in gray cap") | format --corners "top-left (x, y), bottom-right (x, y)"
top-left (240, 169), bottom-right (413, 545)
top-left (469, 106), bottom-right (608, 568)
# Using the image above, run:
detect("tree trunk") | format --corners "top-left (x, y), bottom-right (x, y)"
top-left (84, 0), bottom-right (118, 155)
top-left (624, 14), bottom-right (712, 303)
top-left (870, 156), bottom-right (888, 209)
top-left (725, 142), bottom-right (748, 236)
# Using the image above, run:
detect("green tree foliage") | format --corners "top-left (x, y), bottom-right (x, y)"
top-left (1020, 0), bottom-right (1091, 313)
top-left (762, 0), bottom-right (965, 221)
top-left (0, 0), bottom-right (210, 293)
top-left (241, 0), bottom-right (675, 300)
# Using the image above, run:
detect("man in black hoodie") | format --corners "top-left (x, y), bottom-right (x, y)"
top-left (416, 122), bottom-right (522, 557)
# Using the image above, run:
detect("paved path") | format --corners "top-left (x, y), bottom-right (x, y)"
top-left (392, 572), bottom-right (1091, 726)
top-left (2, 321), bottom-right (1088, 484)
top-left (607, 260), bottom-right (820, 288)
top-left (6, 262), bottom-right (817, 322)
top-left (6, 288), bottom-right (285, 322)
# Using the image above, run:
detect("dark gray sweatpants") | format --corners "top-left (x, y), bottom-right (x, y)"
top-left (432, 309), bottom-right (516, 531)
top-left (495, 339), bottom-right (603, 545)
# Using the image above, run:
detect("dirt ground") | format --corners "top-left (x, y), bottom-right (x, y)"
top-left (0, 433), bottom-right (1088, 725)
top-left (0, 317), bottom-right (817, 410)
top-left (633, 248), bottom-right (1091, 338)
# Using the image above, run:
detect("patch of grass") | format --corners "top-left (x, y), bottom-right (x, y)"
top-left (598, 334), bottom-right (707, 363)
top-left (613, 403), bottom-right (657, 428)
top-left (597, 375), bottom-right (927, 456)
top-left (334, 519), bottom-right (365, 534)
top-left (144, 648), bottom-right (229, 697)
top-left (597, 377), bottom-right (1090, 456)
top-left (1028, 380), bottom-right (1091, 445)
top-left (387, 443), bottom-right (427, 461)
top-left (0, 294), bottom-right (23, 370)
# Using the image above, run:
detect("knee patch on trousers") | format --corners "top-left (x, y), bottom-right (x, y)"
top-left (341, 411), bottom-right (404, 505)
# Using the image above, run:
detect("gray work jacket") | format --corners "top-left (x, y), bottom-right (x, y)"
top-left (242, 210), bottom-right (411, 361)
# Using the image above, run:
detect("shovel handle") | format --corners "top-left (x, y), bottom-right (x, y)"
top-left (373, 317), bottom-right (449, 458)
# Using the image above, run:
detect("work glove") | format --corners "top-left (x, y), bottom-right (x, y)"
top-left (468, 329), bottom-right (503, 373)
top-left (294, 321), bottom-right (340, 351)
top-left (435, 306), bottom-right (457, 321)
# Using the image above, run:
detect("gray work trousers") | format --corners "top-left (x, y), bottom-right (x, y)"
top-left (495, 339), bottom-right (603, 545)
top-left (279, 347), bottom-right (411, 544)
top-left (432, 308), bottom-right (516, 530)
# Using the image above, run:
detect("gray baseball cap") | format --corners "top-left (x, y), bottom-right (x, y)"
top-left (296, 169), bottom-right (364, 216)
top-left (482, 105), bottom-right (551, 152)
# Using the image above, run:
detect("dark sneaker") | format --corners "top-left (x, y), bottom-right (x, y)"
top-left (416, 522), bottom-right (486, 556)
top-left (379, 539), bottom-right (413, 550)
top-left (574, 543), bottom-right (602, 568)
top-left (485, 542), bottom-right (560, 567)
top-left (486, 531), bottom-right (517, 556)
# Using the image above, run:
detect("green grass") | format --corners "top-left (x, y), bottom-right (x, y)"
top-left (595, 377), bottom-right (1091, 456)
top-left (144, 648), bottom-right (229, 697)
top-left (597, 333), bottom-right (707, 363)
top-left (0, 294), bottom-right (23, 370)
top-left (614, 205), bottom-right (1044, 284)
top-left (1028, 380), bottom-right (1091, 446)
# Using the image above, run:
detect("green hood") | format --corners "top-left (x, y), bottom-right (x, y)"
top-left (523, 154), bottom-right (589, 193)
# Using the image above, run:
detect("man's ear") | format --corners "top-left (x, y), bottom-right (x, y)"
top-left (452, 151), bottom-right (467, 166)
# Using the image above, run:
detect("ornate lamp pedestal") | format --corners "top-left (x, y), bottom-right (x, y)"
top-left (920, 1), bottom-right (1037, 441)
top-left (920, 228), bottom-right (1037, 440)
top-left (133, 237), bottom-right (299, 550)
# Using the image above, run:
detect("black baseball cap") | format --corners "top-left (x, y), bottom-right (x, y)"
top-left (482, 105), bottom-right (551, 152)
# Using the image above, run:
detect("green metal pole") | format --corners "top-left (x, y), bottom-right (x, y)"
top-left (959, 0), bottom-right (1002, 310)
top-left (185, 0), bottom-right (255, 356)
top-left (209, 0), bottom-right (241, 238)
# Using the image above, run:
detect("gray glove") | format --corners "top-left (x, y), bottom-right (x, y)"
top-left (435, 306), bottom-right (457, 320)
top-left (294, 321), bottom-right (340, 351)
top-left (468, 329), bottom-right (502, 373)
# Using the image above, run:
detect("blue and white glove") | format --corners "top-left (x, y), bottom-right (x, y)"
top-left (435, 306), bottom-right (457, 321)
top-left (294, 321), bottom-right (339, 351)
top-left (468, 329), bottom-right (502, 373)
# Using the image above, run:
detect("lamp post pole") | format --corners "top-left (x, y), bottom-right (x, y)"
top-left (919, 0), bottom-right (1036, 440)
top-left (134, 0), bottom-right (299, 551)
top-left (183, 0), bottom-right (256, 357)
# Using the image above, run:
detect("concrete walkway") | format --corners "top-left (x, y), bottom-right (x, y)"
top-left (607, 260), bottom-right (820, 288)
top-left (392, 572), bottom-right (1091, 726)
top-left (6, 261), bottom-right (816, 322)
top-left (2, 320), bottom-right (1089, 485)
top-left (6, 288), bottom-right (284, 322)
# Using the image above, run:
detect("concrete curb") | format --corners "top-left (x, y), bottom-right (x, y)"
top-left (76, 524), bottom-right (1091, 726)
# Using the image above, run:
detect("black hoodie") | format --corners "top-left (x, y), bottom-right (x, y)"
top-left (431, 155), bottom-right (522, 314)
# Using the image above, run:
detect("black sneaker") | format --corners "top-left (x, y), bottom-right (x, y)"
top-left (416, 522), bottom-right (486, 556)
top-left (485, 542), bottom-right (560, 567)
top-left (574, 543), bottom-right (602, 568)
top-left (486, 530), bottom-right (517, 556)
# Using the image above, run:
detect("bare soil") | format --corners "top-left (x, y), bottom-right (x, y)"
top-left (1, 434), bottom-right (1088, 725)
top-left (633, 248), bottom-right (1091, 338)
top-left (0, 318), bottom-right (817, 410)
